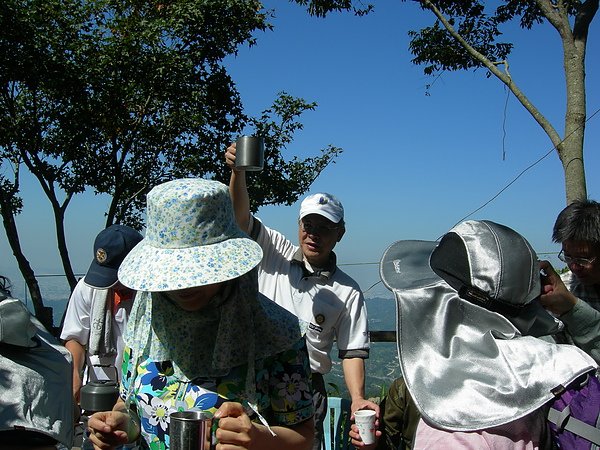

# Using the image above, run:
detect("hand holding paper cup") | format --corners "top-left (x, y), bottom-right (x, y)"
top-left (354, 409), bottom-right (377, 445)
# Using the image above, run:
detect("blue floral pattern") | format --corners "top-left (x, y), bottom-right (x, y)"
top-left (118, 179), bottom-right (263, 292)
top-left (120, 339), bottom-right (314, 449)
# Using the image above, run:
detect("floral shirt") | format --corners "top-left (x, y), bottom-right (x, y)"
top-left (120, 338), bottom-right (314, 450)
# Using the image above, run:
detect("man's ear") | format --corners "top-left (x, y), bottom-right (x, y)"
top-left (337, 227), bottom-right (346, 242)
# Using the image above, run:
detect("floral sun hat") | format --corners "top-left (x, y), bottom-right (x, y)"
top-left (118, 178), bottom-right (263, 291)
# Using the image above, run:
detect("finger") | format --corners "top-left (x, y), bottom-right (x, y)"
top-left (215, 427), bottom-right (252, 447)
top-left (87, 429), bottom-right (118, 449)
top-left (540, 260), bottom-right (559, 277)
top-left (349, 429), bottom-right (361, 440)
top-left (217, 413), bottom-right (253, 433)
top-left (88, 414), bottom-right (112, 434)
top-left (215, 401), bottom-right (246, 419)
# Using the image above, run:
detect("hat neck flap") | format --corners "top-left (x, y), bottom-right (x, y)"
top-left (394, 281), bottom-right (596, 431)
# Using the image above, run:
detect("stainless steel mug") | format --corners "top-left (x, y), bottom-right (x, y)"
top-left (235, 135), bottom-right (264, 171)
top-left (169, 410), bottom-right (214, 450)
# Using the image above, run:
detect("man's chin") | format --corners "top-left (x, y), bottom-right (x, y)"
top-left (302, 245), bottom-right (320, 256)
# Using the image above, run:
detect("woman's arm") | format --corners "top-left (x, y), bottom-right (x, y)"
top-left (215, 402), bottom-right (314, 450)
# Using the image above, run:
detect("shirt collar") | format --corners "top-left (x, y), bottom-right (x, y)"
top-left (291, 248), bottom-right (337, 279)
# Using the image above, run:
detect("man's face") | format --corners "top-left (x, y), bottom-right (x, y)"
top-left (561, 239), bottom-right (600, 286)
top-left (298, 214), bottom-right (345, 268)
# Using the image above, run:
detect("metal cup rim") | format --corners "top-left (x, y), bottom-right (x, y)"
top-left (169, 410), bottom-right (214, 421)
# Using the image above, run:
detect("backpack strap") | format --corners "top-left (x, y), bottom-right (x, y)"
top-left (548, 405), bottom-right (600, 446)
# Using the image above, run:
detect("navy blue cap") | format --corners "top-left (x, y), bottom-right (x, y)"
top-left (84, 224), bottom-right (143, 289)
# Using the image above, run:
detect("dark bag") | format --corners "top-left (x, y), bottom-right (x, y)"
top-left (0, 298), bottom-right (73, 447)
top-left (548, 372), bottom-right (600, 449)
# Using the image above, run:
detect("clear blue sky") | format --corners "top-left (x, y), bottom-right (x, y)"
top-left (1, 1), bottom-right (599, 299)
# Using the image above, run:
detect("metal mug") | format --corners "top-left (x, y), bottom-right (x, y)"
top-left (235, 135), bottom-right (264, 171)
top-left (169, 410), bottom-right (214, 450)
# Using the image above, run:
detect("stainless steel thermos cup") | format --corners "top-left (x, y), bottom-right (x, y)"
top-left (169, 410), bottom-right (214, 450)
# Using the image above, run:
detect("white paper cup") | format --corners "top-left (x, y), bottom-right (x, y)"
top-left (354, 409), bottom-right (376, 445)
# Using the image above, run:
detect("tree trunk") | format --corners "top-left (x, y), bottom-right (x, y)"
top-left (51, 201), bottom-right (77, 291)
top-left (0, 189), bottom-right (54, 333)
top-left (559, 10), bottom-right (590, 204)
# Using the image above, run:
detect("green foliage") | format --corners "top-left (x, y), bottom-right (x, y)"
top-left (408, 8), bottom-right (512, 75)
top-left (292, 0), bottom-right (373, 17)
top-left (327, 381), bottom-right (342, 397)
top-left (407, 1), bottom-right (592, 79)
top-left (0, 0), bottom-right (342, 291)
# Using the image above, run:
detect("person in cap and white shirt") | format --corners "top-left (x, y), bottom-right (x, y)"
top-left (87, 178), bottom-right (315, 450)
top-left (379, 220), bottom-right (597, 449)
top-left (226, 144), bottom-right (379, 450)
top-left (61, 224), bottom-right (143, 404)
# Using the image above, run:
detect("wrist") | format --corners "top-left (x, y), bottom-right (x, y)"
top-left (558, 293), bottom-right (578, 316)
top-left (247, 421), bottom-right (268, 450)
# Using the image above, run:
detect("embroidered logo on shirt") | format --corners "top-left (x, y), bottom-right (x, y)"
top-left (315, 314), bottom-right (325, 325)
top-left (309, 322), bottom-right (323, 333)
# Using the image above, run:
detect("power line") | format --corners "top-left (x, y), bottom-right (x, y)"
top-left (452, 106), bottom-right (600, 227)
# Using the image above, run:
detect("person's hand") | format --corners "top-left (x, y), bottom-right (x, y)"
top-left (225, 142), bottom-right (240, 172)
top-left (349, 400), bottom-right (381, 448)
top-left (349, 422), bottom-right (382, 449)
top-left (539, 260), bottom-right (578, 316)
top-left (350, 398), bottom-right (380, 421)
top-left (87, 410), bottom-right (131, 449)
top-left (214, 402), bottom-right (257, 449)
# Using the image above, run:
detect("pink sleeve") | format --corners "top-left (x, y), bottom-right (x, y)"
top-left (414, 412), bottom-right (547, 450)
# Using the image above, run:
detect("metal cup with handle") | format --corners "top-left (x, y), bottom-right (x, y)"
top-left (169, 410), bottom-right (214, 450)
top-left (235, 136), bottom-right (264, 171)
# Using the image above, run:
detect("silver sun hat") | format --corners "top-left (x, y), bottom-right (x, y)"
top-left (380, 220), bottom-right (596, 431)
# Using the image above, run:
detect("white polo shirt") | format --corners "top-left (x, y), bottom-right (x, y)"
top-left (252, 217), bottom-right (369, 374)
top-left (61, 278), bottom-right (130, 382)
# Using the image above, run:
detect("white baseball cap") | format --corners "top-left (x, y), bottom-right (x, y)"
top-left (299, 193), bottom-right (344, 224)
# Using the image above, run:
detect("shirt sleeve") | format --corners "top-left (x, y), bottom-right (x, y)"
top-left (335, 286), bottom-right (369, 358)
top-left (252, 217), bottom-right (298, 263)
top-left (59, 278), bottom-right (93, 345)
top-left (561, 299), bottom-right (600, 364)
top-left (262, 338), bottom-right (315, 426)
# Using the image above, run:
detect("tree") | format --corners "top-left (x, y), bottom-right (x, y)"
top-left (0, 0), bottom-right (340, 331)
top-left (293, 0), bottom-right (598, 204)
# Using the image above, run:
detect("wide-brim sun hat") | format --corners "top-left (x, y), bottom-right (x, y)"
top-left (380, 220), bottom-right (596, 432)
top-left (118, 178), bottom-right (263, 291)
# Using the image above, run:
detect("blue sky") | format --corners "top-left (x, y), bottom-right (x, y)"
top-left (1, 1), bottom-right (599, 299)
